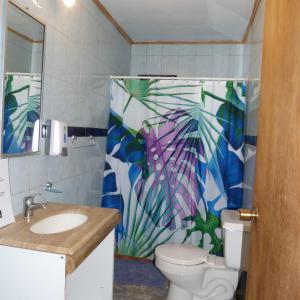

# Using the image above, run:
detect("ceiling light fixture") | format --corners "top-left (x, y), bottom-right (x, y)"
top-left (32, 0), bottom-right (42, 8)
top-left (63, 0), bottom-right (76, 8)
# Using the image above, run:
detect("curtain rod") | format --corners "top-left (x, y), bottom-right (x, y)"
top-left (5, 72), bottom-right (41, 76)
top-left (110, 76), bottom-right (256, 81)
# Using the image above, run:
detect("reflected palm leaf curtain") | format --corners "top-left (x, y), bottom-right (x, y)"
top-left (102, 79), bottom-right (246, 258)
top-left (3, 74), bottom-right (41, 154)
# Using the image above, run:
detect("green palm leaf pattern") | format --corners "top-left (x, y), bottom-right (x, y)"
top-left (115, 79), bottom-right (199, 116)
top-left (184, 211), bottom-right (223, 254)
top-left (116, 184), bottom-right (181, 258)
top-left (115, 79), bottom-right (241, 166)
top-left (103, 79), bottom-right (246, 257)
top-left (3, 74), bottom-right (41, 154)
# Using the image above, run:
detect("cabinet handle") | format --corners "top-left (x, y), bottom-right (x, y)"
top-left (0, 192), bottom-right (5, 197)
top-left (0, 177), bottom-right (4, 182)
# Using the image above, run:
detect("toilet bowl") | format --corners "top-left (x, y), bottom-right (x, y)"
top-left (155, 209), bottom-right (251, 300)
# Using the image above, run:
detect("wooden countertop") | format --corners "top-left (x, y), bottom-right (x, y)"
top-left (0, 203), bottom-right (120, 274)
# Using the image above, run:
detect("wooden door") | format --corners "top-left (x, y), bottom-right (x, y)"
top-left (246, 0), bottom-right (300, 299)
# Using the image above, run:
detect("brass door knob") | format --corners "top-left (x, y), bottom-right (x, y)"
top-left (238, 208), bottom-right (259, 221)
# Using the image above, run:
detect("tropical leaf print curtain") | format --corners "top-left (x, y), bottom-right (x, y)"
top-left (3, 74), bottom-right (41, 154)
top-left (102, 78), bottom-right (246, 258)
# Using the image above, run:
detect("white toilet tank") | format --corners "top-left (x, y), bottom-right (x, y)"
top-left (221, 209), bottom-right (251, 271)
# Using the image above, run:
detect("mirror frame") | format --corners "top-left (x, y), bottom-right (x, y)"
top-left (1, 1), bottom-right (46, 158)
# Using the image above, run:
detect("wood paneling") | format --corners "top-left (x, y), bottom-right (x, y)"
top-left (94, 1), bottom-right (261, 45)
top-left (7, 27), bottom-right (43, 44)
top-left (92, 0), bottom-right (133, 44)
top-left (242, 0), bottom-right (262, 43)
top-left (133, 40), bottom-right (243, 45)
top-left (246, 0), bottom-right (300, 298)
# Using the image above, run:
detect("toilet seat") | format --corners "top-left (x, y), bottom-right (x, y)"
top-left (154, 210), bottom-right (251, 300)
top-left (155, 244), bottom-right (209, 266)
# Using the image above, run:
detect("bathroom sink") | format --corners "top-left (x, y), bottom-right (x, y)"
top-left (30, 213), bottom-right (88, 234)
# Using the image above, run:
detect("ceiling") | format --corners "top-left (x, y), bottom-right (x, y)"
top-left (8, 2), bottom-right (44, 43)
top-left (99, 0), bottom-right (256, 43)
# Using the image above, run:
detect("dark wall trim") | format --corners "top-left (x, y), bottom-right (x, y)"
top-left (68, 126), bottom-right (107, 138)
top-left (245, 135), bottom-right (257, 146)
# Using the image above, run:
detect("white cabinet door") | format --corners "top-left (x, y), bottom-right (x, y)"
top-left (0, 246), bottom-right (66, 300)
top-left (0, 230), bottom-right (115, 300)
top-left (0, 160), bottom-right (15, 227)
top-left (66, 230), bottom-right (115, 300)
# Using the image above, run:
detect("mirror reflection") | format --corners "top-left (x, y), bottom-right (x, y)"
top-left (2, 2), bottom-right (45, 156)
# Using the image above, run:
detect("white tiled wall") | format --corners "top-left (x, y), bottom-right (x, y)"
top-left (0, 0), bottom-right (131, 214)
top-left (6, 31), bottom-right (33, 73)
top-left (5, 31), bottom-right (43, 73)
top-left (131, 44), bottom-right (244, 78)
top-left (31, 43), bottom-right (43, 73)
top-left (0, 0), bottom-right (6, 127)
top-left (242, 0), bottom-right (265, 208)
top-left (0, 0), bottom-right (264, 213)
top-left (242, 1), bottom-right (265, 80)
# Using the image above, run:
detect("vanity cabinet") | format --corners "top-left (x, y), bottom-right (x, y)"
top-left (0, 230), bottom-right (115, 300)
top-left (0, 160), bottom-right (15, 227)
top-left (0, 203), bottom-right (120, 300)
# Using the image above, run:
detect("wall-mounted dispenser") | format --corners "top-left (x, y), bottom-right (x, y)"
top-left (44, 120), bottom-right (68, 156)
top-left (44, 182), bottom-right (62, 193)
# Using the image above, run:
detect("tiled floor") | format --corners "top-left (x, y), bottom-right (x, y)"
top-left (113, 256), bottom-right (169, 300)
top-left (113, 283), bottom-right (168, 300)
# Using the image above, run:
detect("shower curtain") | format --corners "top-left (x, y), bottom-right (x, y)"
top-left (102, 78), bottom-right (246, 258)
top-left (3, 74), bottom-right (41, 154)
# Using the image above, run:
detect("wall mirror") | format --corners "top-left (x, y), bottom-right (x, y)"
top-left (1, 2), bottom-right (45, 156)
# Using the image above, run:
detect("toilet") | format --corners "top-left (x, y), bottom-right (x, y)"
top-left (155, 209), bottom-right (251, 300)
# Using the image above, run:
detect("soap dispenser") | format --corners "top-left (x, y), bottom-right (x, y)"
top-left (45, 120), bottom-right (68, 156)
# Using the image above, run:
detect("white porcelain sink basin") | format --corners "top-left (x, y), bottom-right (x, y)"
top-left (30, 213), bottom-right (88, 234)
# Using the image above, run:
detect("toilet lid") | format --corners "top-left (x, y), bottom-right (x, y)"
top-left (155, 244), bottom-right (209, 265)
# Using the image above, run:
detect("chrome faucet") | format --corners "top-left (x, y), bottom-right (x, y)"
top-left (23, 194), bottom-right (47, 222)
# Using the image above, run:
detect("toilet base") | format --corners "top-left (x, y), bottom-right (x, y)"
top-left (167, 283), bottom-right (235, 300)
top-left (167, 283), bottom-right (193, 300)
top-left (156, 253), bottom-right (239, 300)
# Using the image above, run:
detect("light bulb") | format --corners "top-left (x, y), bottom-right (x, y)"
top-left (32, 0), bottom-right (42, 8)
top-left (63, 0), bottom-right (76, 7)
